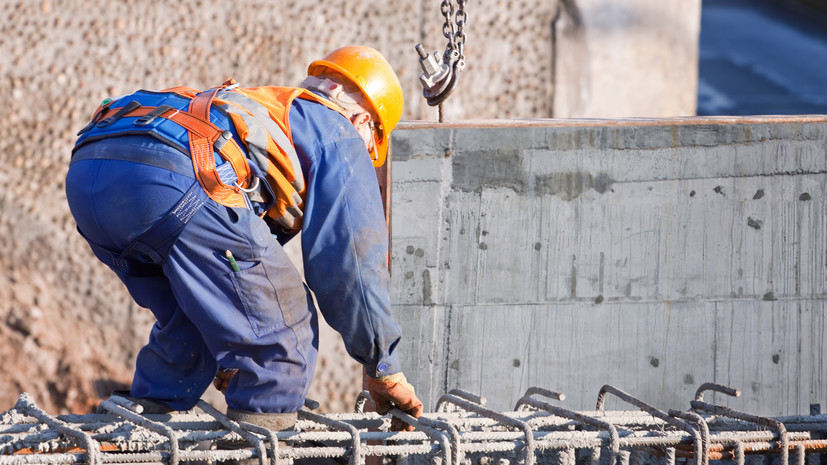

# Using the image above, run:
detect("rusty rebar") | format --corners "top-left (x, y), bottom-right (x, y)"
top-left (437, 392), bottom-right (536, 465)
top-left (669, 410), bottom-right (710, 465)
top-left (692, 400), bottom-right (790, 465)
top-left (5, 388), bottom-right (827, 465)
top-left (388, 407), bottom-right (455, 465)
top-left (694, 383), bottom-right (741, 403)
top-left (13, 393), bottom-right (101, 465)
top-left (299, 409), bottom-right (363, 465)
top-left (597, 385), bottom-right (704, 465)
top-left (436, 389), bottom-right (487, 412)
top-left (517, 393), bottom-right (620, 465)
top-left (99, 397), bottom-right (181, 465)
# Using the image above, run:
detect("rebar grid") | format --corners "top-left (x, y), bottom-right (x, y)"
top-left (1, 384), bottom-right (826, 465)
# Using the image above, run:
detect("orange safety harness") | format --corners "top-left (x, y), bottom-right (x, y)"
top-left (84, 80), bottom-right (353, 233)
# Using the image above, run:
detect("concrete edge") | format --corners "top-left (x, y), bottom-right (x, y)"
top-left (396, 115), bottom-right (827, 130)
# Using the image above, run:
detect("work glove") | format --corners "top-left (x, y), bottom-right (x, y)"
top-left (213, 368), bottom-right (238, 394)
top-left (365, 372), bottom-right (423, 432)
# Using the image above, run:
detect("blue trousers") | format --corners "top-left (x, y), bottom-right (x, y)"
top-left (65, 136), bottom-right (318, 413)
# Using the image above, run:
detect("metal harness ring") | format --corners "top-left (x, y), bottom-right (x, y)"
top-left (235, 175), bottom-right (260, 194)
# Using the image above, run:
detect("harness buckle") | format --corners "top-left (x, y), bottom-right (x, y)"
top-left (97, 100), bottom-right (142, 128)
top-left (134, 105), bottom-right (175, 126)
top-left (213, 130), bottom-right (233, 151)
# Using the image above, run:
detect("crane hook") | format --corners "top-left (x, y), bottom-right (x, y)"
top-left (415, 44), bottom-right (461, 107)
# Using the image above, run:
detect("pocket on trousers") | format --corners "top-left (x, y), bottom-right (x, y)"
top-left (230, 260), bottom-right (308, 337)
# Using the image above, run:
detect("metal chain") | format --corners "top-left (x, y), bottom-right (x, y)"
top-left (455, 0), bottom-right (467, 70)
top-left (439, 0), bottom-right (467, 70)
top-left (441, 0), bottom-right (457, 51)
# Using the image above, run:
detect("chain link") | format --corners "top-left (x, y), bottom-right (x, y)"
top-left (455, 0), bottom-right (467, 69)
top-left (439, 0), bottom-right (466, 69)
top-left (441, 0), bottom-right (457, 50)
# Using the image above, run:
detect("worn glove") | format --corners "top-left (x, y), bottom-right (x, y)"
top-left (366, 372), bottom-right (423, 431)
top-left (213, 368), bottom-right (238, 394)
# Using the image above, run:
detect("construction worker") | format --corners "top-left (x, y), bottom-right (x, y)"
top-left (65, 46), bottom-right (423, 431)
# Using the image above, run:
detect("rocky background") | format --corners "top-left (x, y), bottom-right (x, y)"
top-left (0, 0), bottom-right (702, 414)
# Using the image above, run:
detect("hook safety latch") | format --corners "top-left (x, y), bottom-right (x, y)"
top-left (415, 44), bottom-right (460, 107)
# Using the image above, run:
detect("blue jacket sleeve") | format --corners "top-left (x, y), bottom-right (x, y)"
top-left (289, 99), bottom-right (402, 378)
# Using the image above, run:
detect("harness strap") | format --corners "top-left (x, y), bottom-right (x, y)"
top-left (191, 88), bottom-right (252, 208)
top-left (188, 87), bottom-right (244, 208)
top-left (71, 136), bottom-right (195, 179)
top-left (92, 96), bottom-right (253, 209)
top-left (162, 86), bottom-right (200, 96)
top-left (134, 104), bottom-right (175, 126)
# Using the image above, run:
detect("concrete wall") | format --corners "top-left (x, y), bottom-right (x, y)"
top-left (390, 116), bottom-right (827, 416)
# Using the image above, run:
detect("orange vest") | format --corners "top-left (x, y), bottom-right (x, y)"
top-left (87, 80), bottom-right (351, 234)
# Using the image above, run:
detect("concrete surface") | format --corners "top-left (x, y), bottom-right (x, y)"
top-left (390, 116), bottom-right (827, 415)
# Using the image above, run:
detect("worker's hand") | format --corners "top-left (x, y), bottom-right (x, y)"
top-left (366, 372), bottom-right (423, 432)
top-left (213, 368), bottom-right (238, 394)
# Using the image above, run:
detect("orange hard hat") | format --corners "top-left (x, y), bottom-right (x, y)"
top-left (308, 46), bottom-right (403, 167)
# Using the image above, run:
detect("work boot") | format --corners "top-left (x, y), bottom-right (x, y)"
top-left (219, 408), bottom-right (298, 465)
top-left (98, 390), bottom-right (174, 415)
top-left (226, 407), bottom-right (298, 431)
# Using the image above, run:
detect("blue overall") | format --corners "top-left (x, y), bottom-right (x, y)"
top-left (65, 96), bottom-right (402, 413)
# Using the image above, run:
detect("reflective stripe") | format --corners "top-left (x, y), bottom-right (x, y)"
top-left (290, 191), bottom-right (302, 209)
top-left (273, 211), bottom-right (297, 230)
top-left (215, 103), bottom-right (272, 176)
top-left (216, 90), bottom-right (305, 193)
